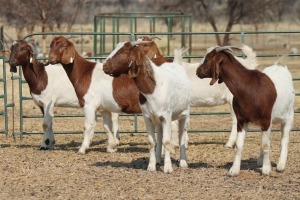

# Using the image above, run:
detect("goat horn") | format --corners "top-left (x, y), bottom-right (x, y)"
top-left (215, 46), bottom-right (233, 52)
top-left (215, 46), bottom-right (242, 52)
top-left (66, 35), bottom-right (78, 39)
top-left (150, 36), bottom-right (161, 40)
top-left (230, 46), bottom-right (242, 51)
top-left (131, 40), bottom-right (153, 46)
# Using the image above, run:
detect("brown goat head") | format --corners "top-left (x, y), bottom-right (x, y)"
top-left (196, 48), bottom-right (235, 85)
top-left (49, 36), bottom-right (75, 65)
top-left (136, 36), bottom-right (161, 59)
top-left (103, 42), bottom-right (142, 78)
top-left (9, 40), bottom-right (34, 73)
top-left (135, 36), bottom-right (173, 65)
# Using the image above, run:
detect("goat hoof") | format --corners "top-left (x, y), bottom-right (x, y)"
top-left (276, 163), bottom-right (286, 172)
top-left (147, 165), bottom-right (156, 172)
top-left (106, 147), bottom-right (118, 153)
top-left (224, 142), bottom-right (235, 148)
top-left (276, 168), bottom-right (285, 173)
top-left (163, 166), bottom-right (174, 174)
top-left (179, 160), bottom-right (188, 168)
top-left (77, 148), bottom-right (86, 154)
top-left (227, 167), bottom-right (240, 177)
top-left (39, 146), bottom-right (49, 150)
top-left (261, 166), bottom-right (271, 176)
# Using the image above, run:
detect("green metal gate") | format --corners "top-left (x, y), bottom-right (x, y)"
top-left (7, 13), bottom-right (300, 137)
top-left (93, 12), bottom-right (192, 61)
top-left (0, 40), bottom-right (9, 135)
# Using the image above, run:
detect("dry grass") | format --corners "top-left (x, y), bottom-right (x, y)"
top-left (0, 132), bottom-right (300, 199)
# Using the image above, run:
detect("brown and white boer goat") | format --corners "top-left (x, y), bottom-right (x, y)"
top-left (8, 40), bottom-right (81, 150)
top-left (103, 41), bottom-right (191, 173)
top-left (136, 36), bottom-right (259, 148)
top-left (48, 36), bottom-right (146, 153)
top-left (196, 46), bottom-right (295, 176)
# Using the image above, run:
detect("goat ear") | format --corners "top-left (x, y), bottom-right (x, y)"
top-left (210, 56), bottom-right (222, 85)
top-left (128, 61), bottom-right (139, 78)
top-left (62, 42), bottom-right (75, 64)
top-left (133, 47), bottom-right (144, 66)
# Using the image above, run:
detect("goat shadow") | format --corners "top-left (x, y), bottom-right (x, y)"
top-left (91, 155), bottom-right (215, 171)
top-left (90, 156), bottom-right (276, 173)
top-left (219, 157), bottom-right (277, 173)
top-left (0, 144), bottom-right (11, 148)
top-left (189, 140), bottom-right (225, 146)
top-left (13, 138), bottom-right (150, 153)
top-left (90, 141), bottom-right (149, 154)
top-left (13, 138), bottom-right (107, 152)
top-left (90, 157), bottom-right (214, 171)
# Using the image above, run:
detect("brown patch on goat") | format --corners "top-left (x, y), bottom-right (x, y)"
top-left (112, 74), bottom-right (142, 113)
top-left (9, 40), bottom-right (48, 95)
top-left (137, 36), bottom-right (173, 66)
top-left (129, 48), bottom-right (156, 94)
top-left (151, 57), bottom-right (172, 66)
top-left (197, 49), bottom-right (277, 132)
top-left (49, 36), bottom-right (94, 107)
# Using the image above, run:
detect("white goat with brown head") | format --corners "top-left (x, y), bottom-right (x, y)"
top-left (103, 41), bottom-right (191, 173)
top-left (9, 40), bottom-right (80, 150)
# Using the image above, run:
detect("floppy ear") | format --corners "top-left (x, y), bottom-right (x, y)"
top-left (128, 47), bottom-right (142, 78)
top-left (27, 45), bottom-right (38, 76)
top-left (61, 42), bottom-right (75, 64)
top-left (210, 55), bottom-right (222, 85)
top-left (128, 61), bottom-right (139, 78)
top-left (144, 42), bottom-right (157, 59)
top-left (133, 47), bottom-right (143, 66)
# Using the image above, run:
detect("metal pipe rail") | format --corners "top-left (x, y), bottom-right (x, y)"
top-left (7, 30), bottom-right (299, 136)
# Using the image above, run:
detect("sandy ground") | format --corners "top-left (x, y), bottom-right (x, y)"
top-left (1, 127), bottom-right (300, 200)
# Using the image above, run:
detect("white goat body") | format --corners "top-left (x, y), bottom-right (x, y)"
top-left (137, 49), bottom-right (191, 173)
top-left (263, 64), bottom-right (295, 129)
top-left (30, 64), bottom-right (80, 149)
top-left (103, 44), bottom-right (191, 173)
top-left (31, 64), bottom-right (79, 108)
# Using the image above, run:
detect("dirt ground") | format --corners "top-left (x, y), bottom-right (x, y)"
top-left (1, 123), bottom-right (300, 199)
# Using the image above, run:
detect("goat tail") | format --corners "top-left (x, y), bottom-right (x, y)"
top-left (241, 44), bottom-right (259, 70)
top-left (173, 48), bottom-right (189, 65)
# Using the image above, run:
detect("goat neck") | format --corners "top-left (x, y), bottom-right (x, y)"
top-left (61, 50), bottom-right (95, 107)
top-left (218, 54), bottom-right (251, 97)
top-left (22, 58), bottom-right (48, 95)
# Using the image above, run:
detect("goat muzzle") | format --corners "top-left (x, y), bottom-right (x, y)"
top-left (9, 63), bottom-right (18, 73)
top-left (196, 67), bottom-right (204, 79)
top-left (48, 57), bottom-right (58, 65)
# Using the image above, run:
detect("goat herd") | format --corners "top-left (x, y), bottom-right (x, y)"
top-left (8, 35), bottom-right (295, 176)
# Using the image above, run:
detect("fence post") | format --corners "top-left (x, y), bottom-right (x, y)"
top-left (0, 39), bottom-right (9, 135)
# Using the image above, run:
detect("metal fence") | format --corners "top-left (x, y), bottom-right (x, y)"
top-left (0, 29), bottom-right (294, 137)
top-left (93, 12), bottom-right (192, 61)
top-left (0, 40), bottom-right (10, 135)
